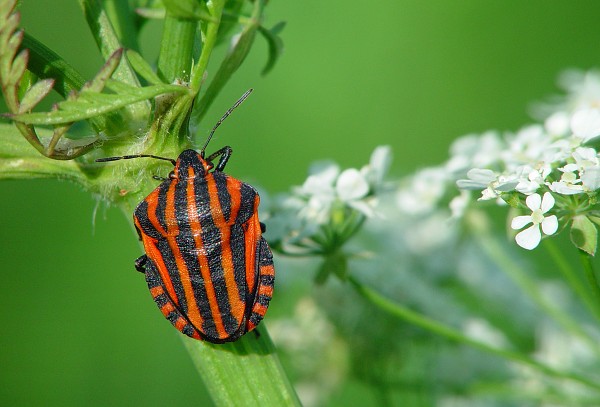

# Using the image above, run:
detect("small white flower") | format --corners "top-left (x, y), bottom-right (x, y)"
top-left (456, 169), bottom-right (519, 200)
top-left (397, 167), bottom-right (448, 215)
top-left (570, 108), bottom-right (600, 142)
top-left (336, 169), bottom-right (369, 201)
top-left (511, 192), bottom-right (558, 250)
top-left (361, 145), bottom-right (392, 188)
top-left (544, 111), bottom-right (570, 136)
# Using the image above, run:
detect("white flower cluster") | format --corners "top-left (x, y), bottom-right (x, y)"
top-left (265, 146), bottom-right (392, 255)
top-left (453, 70), bottom-right (600, 250)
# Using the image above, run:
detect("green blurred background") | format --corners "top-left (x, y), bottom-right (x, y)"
top-left (2, 1), bottom-right (600, 406)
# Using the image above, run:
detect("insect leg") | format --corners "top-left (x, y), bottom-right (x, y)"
top-left (206, 146), bottom-right (233, 172)
top-left (135, 255), bottom-right (147, 273)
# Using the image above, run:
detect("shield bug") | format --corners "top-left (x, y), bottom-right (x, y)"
top-left (97, 89), bottom-right (274, 343)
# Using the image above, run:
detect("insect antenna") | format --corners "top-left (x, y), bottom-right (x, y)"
top-left (96, 154), bottom-right (177, 166)
top-left (200, 88), bottom-right (253, 157)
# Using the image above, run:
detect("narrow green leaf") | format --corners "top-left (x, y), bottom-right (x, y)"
top-left (78, 0), bottom-right (138, 86)
top-left (22, 33), bottom-right (86, 97)
top-left (79, 0), bottom-right (150, 120)
top-left (18, 78), bottom-right (54, 112)
top-left (192, 10), bottom-right (259, 124)
top-left (0, 123), bottom-right (91, 184)
top-left (7, 49), bottom-right (26, 86)
top-left (571, 215), bottom-right (598, 256)
top-left (0, 0), bottom-right (17, 21)
top-left (258, 21), bottom-right (285, 75)
top-left (11, 83), bottom-right (186, 125)
top-left (126, 49), bottom-right (164, 85)
top-left (84, 48), bottom-right (123, 92)
top-left (103, 0), bottom-right (140, 50)
top-left (1, 14), bottom-right (20, 61)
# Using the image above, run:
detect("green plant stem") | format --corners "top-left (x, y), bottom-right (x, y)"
top-left (545, 239), bottom-right (600, 322)
top-left (189, 0), bottom-right (224, 93)
top-left (478, 233), bottom-right (600, 355)
top-left (347, 275), bottom-right (600, 392)
top-left (182, 326), bottom-right (301, 407)
top-left (157, 15), bottom-right (197, 83)
top-left (579, 251), bottom-right (600, 306)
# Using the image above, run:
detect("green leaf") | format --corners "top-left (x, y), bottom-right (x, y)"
top-left (126, 49), bottom-right (164, 85)
top-left (0, 123), bottom-right (91, 184)
top-left (18, 78), bottom-right (54, 112)
top-left (78, 0), bottom-right (139, 86)
top-left (22, 33), bottom-right (86, 97)
top-left (11, 82), bottom-right (187, 125)
top-left (571, 215), bottom-right (598, 256)
top-left (258, 21), bottom-right (285, 75)
top-left (84, 48), bottom-right (123, 92)
top-left (192, 5), bottom-right (259, 124)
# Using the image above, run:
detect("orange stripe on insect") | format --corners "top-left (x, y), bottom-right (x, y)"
top-left (205, 173), bottom-right (244, 318)
top-left (164, 175), bottom-right (206, 332)
top-left (144, 194), bottom-right (180, 306)
top-left (161, 301), bottom-right (175, 316)
top-left (149, 285), bottom-right (164, 298)
top-left (186, 167), bottom-right (228, 339)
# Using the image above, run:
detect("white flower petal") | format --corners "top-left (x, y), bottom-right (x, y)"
top-left (541, 215), bottom-right (558, 235)
top-left (466, 168), bottom-right (497, 184)
top-left (511, 215), bottom-right (533, 230)
top-left (549, 181), bottom-right (585, 195)
top-left (544, 111), bottom-right (570, 136)
top-left (582, 166), bottom-right (600, 190)
top-left (561, 163), bottom-right (579, 172)
top-left (525, 193), bottom-right (542, 211)
top-left (515, 224), bottom-right (542, 250)
top-left (571, 108), bottom-right (600, 142)
top-left (336, 168), bottom-right (369, 201)
top-left (366, 145), bottom-right (392, 186)
top-left (540, 192), bottom-right (555, 213)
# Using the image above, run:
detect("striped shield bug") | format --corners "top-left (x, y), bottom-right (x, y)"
top-left (97, 89), bottom-right (274, 343)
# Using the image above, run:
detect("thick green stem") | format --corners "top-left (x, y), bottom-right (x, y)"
top-left (182, 326), bottom-right (301, 406)
top-left (157, 15), bottom-right (197, 83)
top-left (347, 275), bottom-right (600, 392)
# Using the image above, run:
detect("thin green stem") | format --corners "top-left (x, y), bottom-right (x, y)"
top-left (347, 275), bottom-right (600, 392)
top-left (479, 234), bottom-right (600, 355)
top-left (189, 0), bottom-right (225, 93)
top-left (579, 251), bottom-right (600, 306)
top-left (545, 239), bottom-right (600, 322)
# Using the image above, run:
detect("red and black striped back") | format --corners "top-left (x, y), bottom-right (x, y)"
top-left (134, 149), bottom-right (274, 343)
